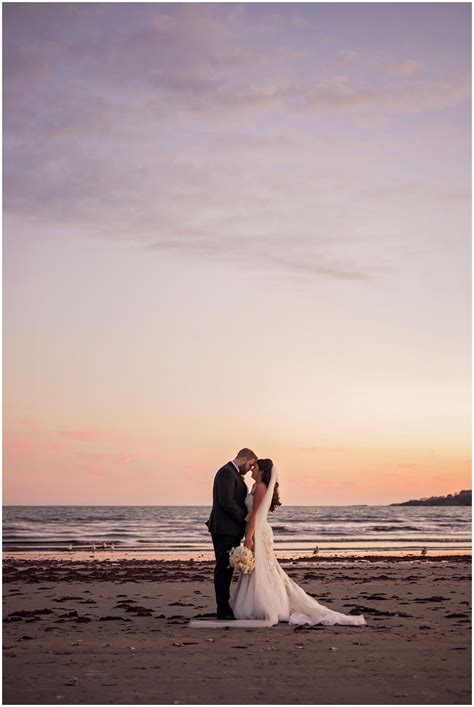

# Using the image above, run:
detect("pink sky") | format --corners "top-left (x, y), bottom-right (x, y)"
top-left (3, 3), bottom-right (471, 505)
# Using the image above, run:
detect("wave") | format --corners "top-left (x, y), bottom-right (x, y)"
top-left (3, 505), bottom-right (471, 555)
top-left (369, 525), bottom-right (422, 532)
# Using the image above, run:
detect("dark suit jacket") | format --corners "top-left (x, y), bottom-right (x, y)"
top-left (205, 462), bottom-right (248, 538)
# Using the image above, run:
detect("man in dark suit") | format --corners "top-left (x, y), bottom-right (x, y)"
top-left (205, 448), bottom-right (258, 619)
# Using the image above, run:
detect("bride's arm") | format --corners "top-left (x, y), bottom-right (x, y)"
top-left (244, 483), bottom-right (256, 520)
top-left (244, 483), bottom-right (266, 549)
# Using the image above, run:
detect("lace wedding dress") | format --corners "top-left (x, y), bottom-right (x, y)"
top-left (190, 464), bottom-right (366, 629)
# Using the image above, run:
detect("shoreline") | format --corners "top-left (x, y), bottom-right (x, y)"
top-left (2, 548), bottom-right (471, 564)
top-left (3, 553), bottom-right (472, 584)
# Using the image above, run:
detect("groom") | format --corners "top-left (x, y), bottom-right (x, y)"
top-left (205, 448), bottom-right (258, 619)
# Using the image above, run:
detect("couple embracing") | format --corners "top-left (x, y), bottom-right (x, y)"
top-left (196, 448), bottom-right (366, 628)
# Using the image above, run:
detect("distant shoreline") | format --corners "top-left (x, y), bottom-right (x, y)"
top-left (390, 489), bottom-right (471, 507)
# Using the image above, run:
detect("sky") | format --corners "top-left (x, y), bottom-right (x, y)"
top-left (3, 2), bottom-right (471, 506)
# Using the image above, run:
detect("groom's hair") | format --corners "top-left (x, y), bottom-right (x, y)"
top-left (236, 448), bottom-right (257, 460)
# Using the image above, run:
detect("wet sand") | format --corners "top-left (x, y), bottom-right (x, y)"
top-left (2, 555), bottom-right (471, 704)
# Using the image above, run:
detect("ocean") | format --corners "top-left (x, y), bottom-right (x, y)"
top-left (2, 504), bottom-right (471, 559)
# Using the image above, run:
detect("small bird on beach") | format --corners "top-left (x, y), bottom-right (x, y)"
top-left (103, 543), bottom-right (107, 549)
top-left (313, 546), bottom-right (319, 556)
top-left (111, 543), bottom-right (115, 551)
top-left (92, 544), bottom-right (96, 553)
top-left (421, 547), bottom-right (428, 556)
top-left (68, 544), bottom-right (73, 552)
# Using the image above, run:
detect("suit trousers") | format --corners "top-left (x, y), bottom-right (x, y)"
top-left (211, 532), bottom-right (241, 614)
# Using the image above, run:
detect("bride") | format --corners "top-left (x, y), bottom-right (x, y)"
top-left (192, 459), bottom-right (366, 628)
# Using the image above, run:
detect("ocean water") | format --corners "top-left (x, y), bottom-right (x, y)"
top-left (2, 505), bottom-right (471, 558)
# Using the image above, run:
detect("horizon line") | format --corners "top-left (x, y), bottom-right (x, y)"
top-left (2, 502), bottom-right (470, 508)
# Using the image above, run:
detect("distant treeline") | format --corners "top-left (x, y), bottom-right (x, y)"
top-left (390, 489), bottom-right (471, 506)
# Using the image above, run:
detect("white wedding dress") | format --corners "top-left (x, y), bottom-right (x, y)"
top-left (190, 465), bottom-right (366, 629)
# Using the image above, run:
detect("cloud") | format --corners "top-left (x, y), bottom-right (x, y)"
top-left (4, 438), bottom-right (68, 454)
top-left (267, 256), bottom-right (375, 283)
top-left (301, 476), bottom-right (358, 488)
top-left (298, 445), bottom-right (351, 454)
top-left (143, 237), bottom-right (374, 283)
top-left (336, 50), bottom-right (360, 64)
top-left (3, 44), bottom-right (54, 88)
top-left (3, 4), bottom-right (470, 288)
top-left (57, 426), bottom-right (125, 443)
top-left (390, 59), bottom-right (424, 77)
top-left (290, 15), bottom-right (313, 29)
top-left (16, 418), bottom-right (43, 431)
top-left (74, 451), bottom-right (133, 465)
top-left (302, 72), bottom-right (470, 115)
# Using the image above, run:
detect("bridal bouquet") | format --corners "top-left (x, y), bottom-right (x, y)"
top-left (228, 545), bottom-right (255, 574)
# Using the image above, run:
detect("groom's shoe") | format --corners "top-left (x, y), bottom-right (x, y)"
top-left (216, 609), bottom-right (236, 620)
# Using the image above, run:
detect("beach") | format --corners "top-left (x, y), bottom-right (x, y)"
top-left (2, 554), bottom-right (471, 705)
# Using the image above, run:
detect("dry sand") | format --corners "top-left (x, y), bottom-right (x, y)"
top-left (2, 555), bottom-right (471, 705)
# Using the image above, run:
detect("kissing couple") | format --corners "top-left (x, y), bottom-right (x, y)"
top-left (193, 448), bottom-right (366, 628)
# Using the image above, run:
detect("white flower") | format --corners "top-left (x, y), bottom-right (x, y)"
top-left (228, 545), bottom-right (256, 574)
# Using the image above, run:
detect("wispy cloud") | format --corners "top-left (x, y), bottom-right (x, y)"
top-left (389, 59), bottom-right (425, 77)
top-left (74, 450), bottom-right (133, 465)
top-left (4, 438), bottom-right (68, 454)
top-left (16, 418), bottom-right (43, 431)
top-left (336, 49), bottom-right (360, 64)
top-left (3, 3), bottom-right (471, 288)
top-left (58, 426), bottom-right (110, 442)
top-left (143, 238), bottom-right (375, 283)
top-left (267, 255), bottom-right (375, 283)
top-left (302, 72), bottom-right (470, 115)
top-left (56, 426), bottom-right (128, 445)
top-left (298, 445), bottom-right (352, 454)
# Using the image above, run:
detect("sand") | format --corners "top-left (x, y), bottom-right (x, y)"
top-left (2, 555), bottom-right (471, 705)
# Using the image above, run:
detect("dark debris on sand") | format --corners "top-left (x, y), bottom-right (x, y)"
top-left (3, 554), bottom-right (471, 585)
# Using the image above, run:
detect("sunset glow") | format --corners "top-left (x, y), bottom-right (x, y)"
top-left (3, 3), bottom-right (471, 505)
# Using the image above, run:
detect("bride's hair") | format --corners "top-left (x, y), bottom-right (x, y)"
top-left (256, 458), bottom-right (281, 512)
